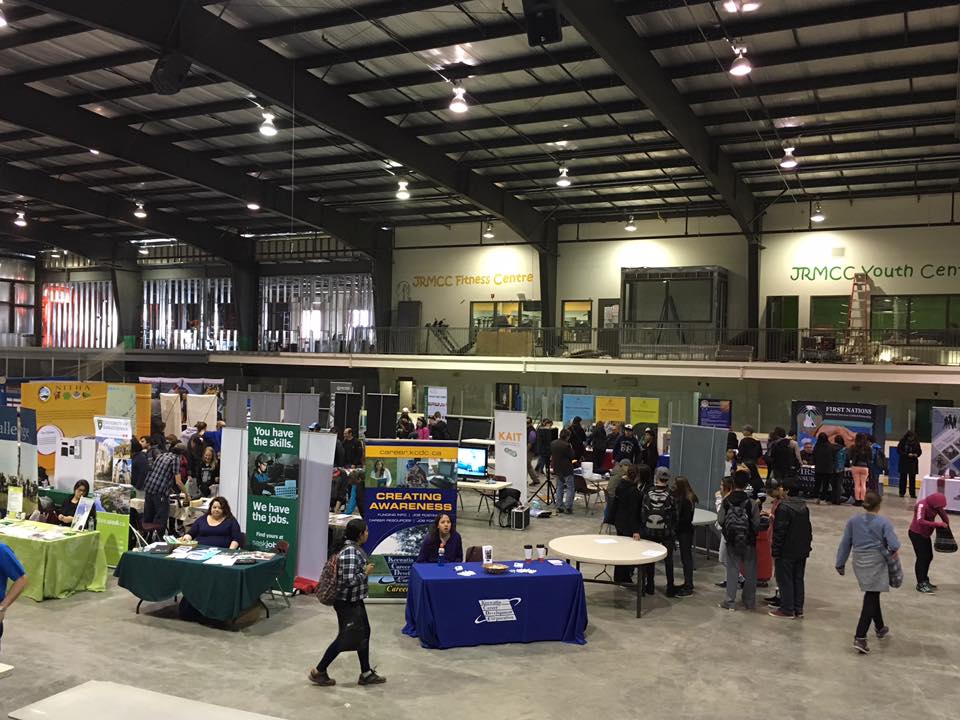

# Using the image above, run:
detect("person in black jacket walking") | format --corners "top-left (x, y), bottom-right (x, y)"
top-left (896, 430), bottom-right (922, 499)
top-left (769, 478), bottom-right (812, 618)
top-left (738, 425), bottom-right (763, 492)
top-left (812, 432), bottom-right (835, 505)
top-left (611, 464), bottom-right (648, 583)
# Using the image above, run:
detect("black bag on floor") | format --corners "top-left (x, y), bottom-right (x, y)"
top-left (495, 488), bottom-right (522, 528)
top-left (934, 525), bottom-right (958, 553)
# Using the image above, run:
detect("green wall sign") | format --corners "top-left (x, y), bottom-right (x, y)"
top-left (790, 264), bottom-right (960, 282)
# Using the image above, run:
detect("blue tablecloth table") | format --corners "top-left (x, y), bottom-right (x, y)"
top-left (403, 561), bottom-right (588, 649)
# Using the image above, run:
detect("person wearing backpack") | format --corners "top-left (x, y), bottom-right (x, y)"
top-left (717, 471), bottom-right (762, 610)
top-left (640, 467), bottom-right (679, 598)
top-left (769, 477), bottom-right (812, 619)
top-left (867, 435), bottom-right (887, 494)
top-left (309, 518), bottom-right (386, 688)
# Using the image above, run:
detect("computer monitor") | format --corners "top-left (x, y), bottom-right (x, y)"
top-left (457, 446), bottom-right (488, 478)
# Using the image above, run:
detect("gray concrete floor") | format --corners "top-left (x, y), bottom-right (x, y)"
top-left (2, 493), bottom-right (959, 720)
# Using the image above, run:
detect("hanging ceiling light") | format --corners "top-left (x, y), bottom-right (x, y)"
top-left (0, 1), bottom-right (7, 30)
top-left (449, 85), bottom-right (468, 114)
top-left (779, 146), bottom-right (798, 169)
top-left (810, 201), bottom-right (826, 223)
top-left (138, 247), bottom-right (150, 255)
top-left (729, 46), bottom-right (752, 76)
top-left (624, 216), bottom-right (637, 232)
top-left (556, 165), bottom-right (571, 187)
top-left (246, 201), bottom-right (260, 211)
top-left (259, 109), bottom-right (278, 137)
top-left (396, 179), bottom-right (411, 200)
top-left (482, 222), bottom-right (495, 239)
top-left (133, 200), bottom-right (147, 218)
top-left (89, 148), bottom-right (100, 155)
top-left (13, 210), bottom-right (26, 227)
top-left (723, 0), bottom-right (761, 12)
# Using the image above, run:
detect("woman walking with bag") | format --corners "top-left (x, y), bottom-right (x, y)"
top-left (836, 491), bottom-right (902, 655)
top-left (309, 518), bottom-right (386, 687)
top-left (908, 492), bottom-right (950, 594)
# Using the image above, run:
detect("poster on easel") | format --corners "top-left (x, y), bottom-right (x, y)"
top-left (930, 407), bottom-right (960, 478)
top-left (362, 440), bottom-right (458, 600)
top-left (630, 397), bottom-right (660, 433)
top-left (246, 421), bottom-right (300, 591)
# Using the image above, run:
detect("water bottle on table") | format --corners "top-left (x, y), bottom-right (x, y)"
top-left (438, 545), bottom-right (445, 566)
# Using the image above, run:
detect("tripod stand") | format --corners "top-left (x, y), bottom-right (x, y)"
top-left (531, 468), bottom-right (556, 506)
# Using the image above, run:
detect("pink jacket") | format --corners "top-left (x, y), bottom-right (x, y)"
top-left (909, 493), bottom-right (949, 538)
top-left (416, 427), bottom-right (430, 440)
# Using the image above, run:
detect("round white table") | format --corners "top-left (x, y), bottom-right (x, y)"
top-left (691, 508), bottom-right (719, 565)
top-left (548, 534), bottom-right (667, 618)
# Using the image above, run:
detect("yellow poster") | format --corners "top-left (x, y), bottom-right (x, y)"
top-left (630, 397), bottom-right (661, 427)
top-left (21, 381), bottom-right (151, 472)
top-left (595, 396), bottom-right (627, 422)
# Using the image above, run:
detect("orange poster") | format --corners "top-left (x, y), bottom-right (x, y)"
top-left (21, 381), bottom-right (151, 473)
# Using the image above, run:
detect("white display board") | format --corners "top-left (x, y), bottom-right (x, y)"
top-left (426, 386), bottom-right (448, 418)
top-left (494, 410), bottom-right (527, 504)
top-left (219, 427), bottom-right (246, 530)
top-left (54, 438), bottom-right (96, 492)
top-left (297, 431), bottom-right (335, 582)
top-left (186, 394), bottom-right (217, 428)
top-left (160, 393), bottom-right (181, 436)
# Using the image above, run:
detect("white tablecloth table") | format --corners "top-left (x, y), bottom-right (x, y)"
top-left (457, 479), bottom-right (512, 525)
top-left (548, 534), bottom-right (667, 618)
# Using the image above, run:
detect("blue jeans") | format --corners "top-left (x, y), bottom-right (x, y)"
top-left (555, 474), bottom-right (575, 511)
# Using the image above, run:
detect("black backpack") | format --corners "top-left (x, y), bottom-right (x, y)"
top-left (722, 497), bottom-right (755, 553)
top-left (642, 486), bottom-right (675, 539)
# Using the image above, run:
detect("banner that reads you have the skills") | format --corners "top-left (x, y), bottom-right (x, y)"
top-left (362, 440), bottom-right (459, 600)
top-left (246, 421), bottom-right (300, 591)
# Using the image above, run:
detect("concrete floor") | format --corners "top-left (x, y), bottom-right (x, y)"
top-left (2, 493), bottom-right (959, 720)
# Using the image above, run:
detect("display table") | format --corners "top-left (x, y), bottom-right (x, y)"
top-left (403, 561), bottom-right (587, 649)
top-left (692, 508), bottom-right (718, 563)
top-left (115, 549), bottom-right (285, 622)
top-left (920, 476), bottom-right (960, 511)
top-left (0, 520), bottom-right (107, 601)
top-left (548, 534), bottom-right (667, 618)
top-left (797, 465), bottom-right (853, 498)
top-left (457, 479), bottom-right (511, 525)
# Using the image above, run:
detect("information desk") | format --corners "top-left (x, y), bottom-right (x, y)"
top-left (115, 549), bottom-right (285, 622)
top-left (0, 520), bottom-right (107, 601)
top-left (548, 535), bottom-right (666, 618)
top-left (403, 561), bottom-right (587, 649)
top-left (920, 476), bottom-right (960, 511)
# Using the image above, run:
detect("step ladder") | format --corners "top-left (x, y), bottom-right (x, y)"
top-left (846, 273), bottom-right (871, 363)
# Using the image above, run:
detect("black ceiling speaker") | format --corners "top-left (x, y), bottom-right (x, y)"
top-left (150, 50), bottom-right (193, 95)
top-left (522, 0), bottom-right (563, 46)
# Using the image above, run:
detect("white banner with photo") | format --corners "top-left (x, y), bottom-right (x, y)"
top-left (495, 410), bottom-right (528, 504)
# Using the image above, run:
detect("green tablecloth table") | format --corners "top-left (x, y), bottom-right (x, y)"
top-left (115, 549), bottom-right (286, 622)
top-left (0, 520), bottom-right (108, 601)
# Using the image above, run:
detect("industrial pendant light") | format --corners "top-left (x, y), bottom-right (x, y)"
top-left (810, 201), bottom-right (825, 223)
top-left (723, 1), bottom-right (761, 12)
top-left (133, 200), bottom-right (147, 218)
top-left (259, 109), bottom-right (278, 137)
top-left (13, 210), bottom-right (26, 227)
top-left (449, 85), bottom-right (468, 114)
top-left (396, 179), bottom-right (411, 200)
top-left (482, 222), bottom-right (495, 239)
top-left (556, 165), bottom-right (571, 187)
top-left (729, 46), bottom-right (752, 76)
top-left (624, 216), bottom-right (637, 232)
top-left (779, 146), bottom-right (798, 169)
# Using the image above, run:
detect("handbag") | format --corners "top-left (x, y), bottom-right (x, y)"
top-left (866, 514), bottom-right (903, 588)
top-left (336, 603), bottom-right (367, 651)
top-left (934, 525), bottom-right (958, 553)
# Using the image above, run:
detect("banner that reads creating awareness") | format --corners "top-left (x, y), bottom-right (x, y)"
top-left (362, 440), bottom-right (459, 600)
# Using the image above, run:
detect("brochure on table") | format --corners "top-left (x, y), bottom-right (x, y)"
top-left (362, 439), bottom-right (459, 600)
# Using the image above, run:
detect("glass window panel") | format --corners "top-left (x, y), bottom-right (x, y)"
top-left (13, 282), bottom-right (33, 306)
top-left (470, 302), bottom-right (495, 329)
top-left (668, 278), bottom-right (713, 322)
top-left (870, 296), bottom-right (908, 333)
top-left (0, 306), bottom-right (9, 334)
top-left (0, 282), bottom-right (10, 303)
top-left (14, 306), bottom-right (34, 335)
top-left (627, 279), bottom-right (667, 321)
top-left (948, 296), bottom-right (960, 328)
top-left (810, 296), bottom-right (849, 330)
top-left (562, 300), bottom-right (592, 342)
top-left (909, 295), bottom-right (947, 331)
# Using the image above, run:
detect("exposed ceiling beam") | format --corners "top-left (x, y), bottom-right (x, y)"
top-left (556, 0), bottom-right (756, 238)
top-left (0, 163), bottom-right (253, 267)
top-left (0, 82), bottom-right (379, 254)
top-left (293, 0), bottom-right (954, 69)
top-left (24, 0), bottom-right (551, 247)
top-left (0, 213), bottom-right (137, 266)
top-left (0, 19), bottom-right (86, 51)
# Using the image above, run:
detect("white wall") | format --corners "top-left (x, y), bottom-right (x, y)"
top-left (760, 194), bottom-right (960, 326)
top-left (557, 215), bottom-right (748, 328)
top-left (393, 223), bottom-right (539, 327)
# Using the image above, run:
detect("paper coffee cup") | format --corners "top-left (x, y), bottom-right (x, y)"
top-left (524, 544), bottom-right (533, 561)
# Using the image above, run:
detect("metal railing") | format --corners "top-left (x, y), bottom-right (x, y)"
top-left (7, 326), bottom-right (960, 366)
